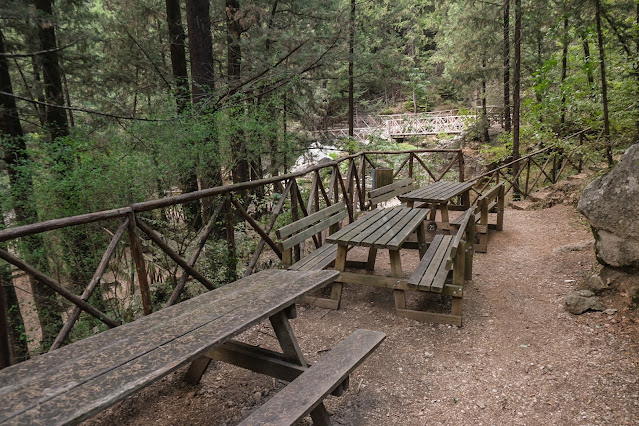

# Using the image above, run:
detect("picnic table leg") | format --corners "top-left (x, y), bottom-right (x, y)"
top-left (416, 222), bottom-right (427, 258)
top-left (461, 188), bottom-right (471, 208)
top-left (389, 249), bottom-right (406, 310)
top-left (451, 241), bottom-right (466, 324)
top-left (329, 245), bottom-right (348, 309)
top-left (184, 356), bottom-right (213, 385)
top-left (269, 310), bottom-right (332, 425)
top-left (269, 311), bottom-right (308, 367)
top-left (366, 247), bottom-right (377, 271)
top-left (440, 204), bottom-right (450, 232)
top-left (465, 221), bottom-right (475, 281)
top-left (429, 203), bottom-right (437, 221)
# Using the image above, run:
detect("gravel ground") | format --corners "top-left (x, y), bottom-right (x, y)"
top-left (86, 204), bottom-right (639, 425)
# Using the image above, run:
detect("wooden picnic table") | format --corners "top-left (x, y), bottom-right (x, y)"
top-left (325, 206), bottom-right (429, 312)
top-left (398, 180), bottom-right (474, 229)
top-left (0, 269), bottom-right (350, 425)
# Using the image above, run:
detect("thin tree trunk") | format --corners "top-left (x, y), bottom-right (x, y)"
top-left (1, 234), bottom-right (30, 366)
top-left (226, 0), bottom-right (249, 185)
top-left (503, 0), bottom-right (511, 132)
top-left (512, 0), bottom-right (521, 200)
top-left (595, 0), bottom-right (613, 166)
top-left (0, 28), bottom-right (62, 349)
top-left (481, 59), bottom-right (489, 142)
top-left (560, 17), bottom-right (568, 135)
top-left (165, 0), bottom-right (189, 114)
top-left (348, 0), bottom-right (355, 139)
top-left (35, 0), bottom-right (68, 141)
top-left (582, 34), bottom-right (594, 87)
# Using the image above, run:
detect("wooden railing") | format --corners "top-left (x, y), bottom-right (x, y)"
top-left (0, 149), bottom-right (463, 352)
top-left (466, 129), bottom-right (590, 203)
top-left (0, 132), bottom-right (590, 355)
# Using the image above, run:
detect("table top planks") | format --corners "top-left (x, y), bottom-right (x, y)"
top-left (398, 181), bottom-right (474, 204)
top-left (326, 207), bottom-right (429, 250)
top-left (0, 269), bottom-right (339, 425)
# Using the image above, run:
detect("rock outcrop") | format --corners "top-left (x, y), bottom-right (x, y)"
top-left (578, 144), bottom-right (639, 272)
top-left (564, 290), bottom-right (604, 314)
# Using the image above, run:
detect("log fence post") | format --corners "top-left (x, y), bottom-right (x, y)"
top-left (127, 212), bottom-right (152, 315)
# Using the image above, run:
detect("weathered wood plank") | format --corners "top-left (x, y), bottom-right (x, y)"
top-left (276, 202), bottom-right (345, 239)
top-left (288, 243), bottom-right (338, 271)
top-left (238, 329), bottom-right (385, 426)
top-left (407, 235), bottom-right (444, 286)
top-left (417, 235), bottom-right (452, 291)
top-left (335, 272), bottom-right (463, 297)
top-left (326, 208), bottom-right (386, 244)
top-left (280, 210), bottom-right (347, 250)
top-left (355, 208), bottom-right (408, 247)
top-left (0, 270), bottom-right (338, 425)
top-left (396, 308), bottom-right (462, 326)
top-left (382, 208), bottom-right (429, 250)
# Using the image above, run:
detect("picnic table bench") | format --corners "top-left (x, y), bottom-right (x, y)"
top-left (0, 269), bottom-right (385, 426)
top-left (451, 182), bottom-right (504, 252)
top-left (406, 208), bottom-right (475, 326)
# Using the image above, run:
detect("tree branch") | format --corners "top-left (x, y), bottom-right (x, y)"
top-left (0, 40), bottom-right (80, 58)
top-left (0, 91), bottom-right (173, 122)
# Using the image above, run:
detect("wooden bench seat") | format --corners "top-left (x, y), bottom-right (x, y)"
top-left (240, 329), bottom-right (386, 426)
top-left (288, 242), bottom-right (338, 271)
top-left (403, 208), bottom-right (474, 326)
top-left (450, 182), bottom-right (504, 252)
top-left (367, 178), bottom-right (413, 208)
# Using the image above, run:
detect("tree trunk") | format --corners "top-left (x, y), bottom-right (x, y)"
top-left (165, 0), bottom-right (189, 114)
top-left (503, 0), bottom-right (511, 132)
top-left (1, 28), bottom-right (62, 349)
top-left (0, 273), bottom-right (11, 369)
top-left (348, 0), bottom-right (355, 139)
top-left (560, 17), bottom-right (568, 136)
top-left (35, 0), bottom-right (68, 142)
top-left (512, 0), bottom-right (521, 200)
top-left (582, 34), bottom-right (594, 87)
top-left (481, 59), bottom-right (489, 142)
top-left (185, 0), bottom-right (215, 104)
top-left (185, 0), bottom-right (222, 227)
top-left (595, 0), bottom-right (613, 166)
top-left (226, 0), bottom-right (249, 185)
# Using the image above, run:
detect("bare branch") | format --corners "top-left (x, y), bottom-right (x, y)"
top-left (0, 40), bottom-right (80, 58)
top-left (0, 91), bottom-right (173, 122)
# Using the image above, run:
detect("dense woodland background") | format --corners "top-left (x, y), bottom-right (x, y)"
top-left (0, 0), bottom-right (637, 361)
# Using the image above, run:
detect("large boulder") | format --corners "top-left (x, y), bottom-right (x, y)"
top-left (578, 144), bottom-right (639, 271)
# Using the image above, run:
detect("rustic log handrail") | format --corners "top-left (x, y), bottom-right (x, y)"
top-left (0, 139), bottom-right (591, 354)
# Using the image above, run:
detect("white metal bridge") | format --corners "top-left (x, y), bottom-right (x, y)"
top-left (314, 108), bottom-right (501, 142)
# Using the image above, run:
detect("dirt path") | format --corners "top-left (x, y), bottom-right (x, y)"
top-left (87, 205), bottom-right (639, 425)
